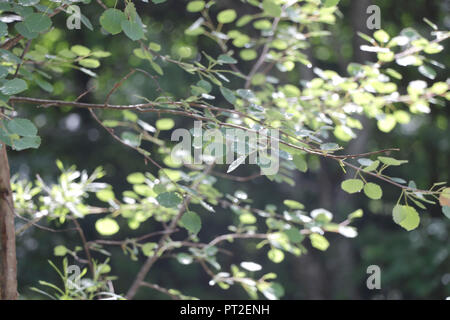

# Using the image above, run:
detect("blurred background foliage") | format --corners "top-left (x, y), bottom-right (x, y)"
top-left (9, 0), bottom-right (449, 299)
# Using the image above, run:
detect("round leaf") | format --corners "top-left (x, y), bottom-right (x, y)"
top-left (24, 13), bottom-right (51, 33)
top-left (309, 234), bottom-right (330, 251)
top-left (341, 179), bottom-right (364, 194)
top-left (1, 79), bottom-right (28, 95)
top-left (364, 183), bottom-right (383, 200)
top-left (100, 9), bottom-right (124, 35)
top-left (186, 1), bottom-right (205, 12)
top-left (392, 205), bottom-right (420, 231)
top-left (121, 20), bottom-right (144, 41)
top-left (157, 192), bottom-right (181, 208)
top-left (217, 9), bottom-right (237, 24)
top-left (6, 118), bottom-right (37, 137)
top-left (180, 211), bottom-right (201, 234)
top-left (156, 118), bottom-right (175, 130)
top-left (95, 218), bottom-right (120, 236)
top-left (267, 248), bottom-right (284, 263)
top-left (96, 189), bottom-right (115, 202)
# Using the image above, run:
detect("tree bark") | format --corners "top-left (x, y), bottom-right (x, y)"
top-left (0, 144), bottom-right (18, 300)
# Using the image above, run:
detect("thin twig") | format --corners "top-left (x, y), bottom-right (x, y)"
top-left (71, 217), bottom-right (95, 277)
top-left (125, 164), bottom-right (214, 299)
top-left (13, 40), bottom-right (32, 78)
top-left (87, 229), bottom-right (179, 246)
top-left (104, 69), bottom-right (136, 105)
top-left (245, 17), bottom-right (281, 89)
top-left (140, 282), bottom-right (180, 300)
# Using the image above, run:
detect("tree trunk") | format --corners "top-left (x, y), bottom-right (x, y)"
top-left (0, 144), bottom-right (18, 300)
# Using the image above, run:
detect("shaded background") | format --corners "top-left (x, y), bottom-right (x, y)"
top-left (9, 0), bottom-right (450, 299)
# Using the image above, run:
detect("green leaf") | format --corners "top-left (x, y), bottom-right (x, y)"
top-left (18, 0), bottom-right (40, 5)
top-left (284, 228), bottom-right (304, 244)
top-left (267, 248), bottom-right (284, 263)
top-left (442, 206), bottom-right (450, 219)
top-left (324, 0), bottom-right (340, 7)
top-left (149, 42), bottom-right (161, 51)
top-left (378, 156), bottom-right (408, 166)
top-left (127, 172), bottom-right (146, 184)
top-left (392, 205), bottom-right (420, 231)
top-left (394, 110), bottom-right (410, 124)
top-left (240, 212), bottom-right (256, 224)
top-left (24, 13), bottom-right (51, 33)
top-left (363, 183), bottom-right (383, 200)
top-left (141, 242), bottom-right (157, 256)
top-left (186, 1), bottom-right (205, 12)
top-left (348, 209), bottom-right (363, 220)
top-left (156, 118), bottom-right (175, 130)
top-left (157, 192), bottom-right (182, 208)
top-left (71, 45), bottom-right (91, 56)
top-left (373, 29), bottom-right (390, 43)
top-left (240, 49), bottom-right (257, 61)
top-left (35, 77), bottom-right (53, 93)
top-left (177, 46), bottom-right (192, 58)
top-left (309, 234), bottom-right (329, 251)
top-left (377, 115), bottom-right (396, 132)
top-left (149, 60), bottom-right (164, 75)
top-left (96, 189), bottom-right (115, 202)
top-left (253, 19), bottom-right (272, 30)
top-left (124, 2), bottom-right (137, 21)
top-left (220, 87), bottom-right (236, 104)
top-left (283, 199), bottom-right (304, 210)
top-left (320, 142), bottom-right (339, 151)
top-left (341, 179), bottom-right (364, 194)
top-left (430, 82), bottom-right (448, 95)
top-left (236, 15), bottom-right (253, 27)
top-left (217, 9), bottom-right (237, 24)
top-left (54, 245), bottom-right (68, 256)
top-left (197, 80), bottom-right (212, 93)
top-left (217, 54), bottom-right (237, 64)
top-left (0, 79), bottom-right (28, 95)
top-left (152, 0), bottom-right (167, 3)
top-left (180, 211), bottom-right (201, 234)
top-left (385, 68), bottom-right (403, 80)
top-left (100, 9), bottom-right (125, 35)
top-left (95, 218), bottom-right (120, 236)
top-left (363, 160), bottom-right (379, 172)
top-left (80, 14), bottom-right (93, 31)
top-left (292, 154), bottom-right (307, 172)
top-left (236, 89), bottom-right (255, 100)
top-left (439, 188), bottom-right (450, 207)
top-left (418, 65), bottom-right (436, 80)
top-left (177, 253), bottom-right (193, 265)
top-left (121, 131), bottom-right (140, 147)
top-left (260, 282), bottom-right (284, 300)
top-left (311, 208), bottom-right (333, 223)
top-left (13, 136), bottom-right (41, 150)
top-left (262, 0), bottom-right (282, 17)
top-left (0, 127), bottom-right (12, 146)
top-left (0, 22), bottom-right (8, 37)
top-left (121, 20), bottom-right (145, 41)
top-left (0, 66), bottom-right (8, 79)
top-left (79, 59), bottom-right (100, 69)
top-left (6, 118), bottom-right (37, 137)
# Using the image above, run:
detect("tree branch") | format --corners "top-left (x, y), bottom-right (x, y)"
top-left (0, 145), bottom-right (17, 300)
